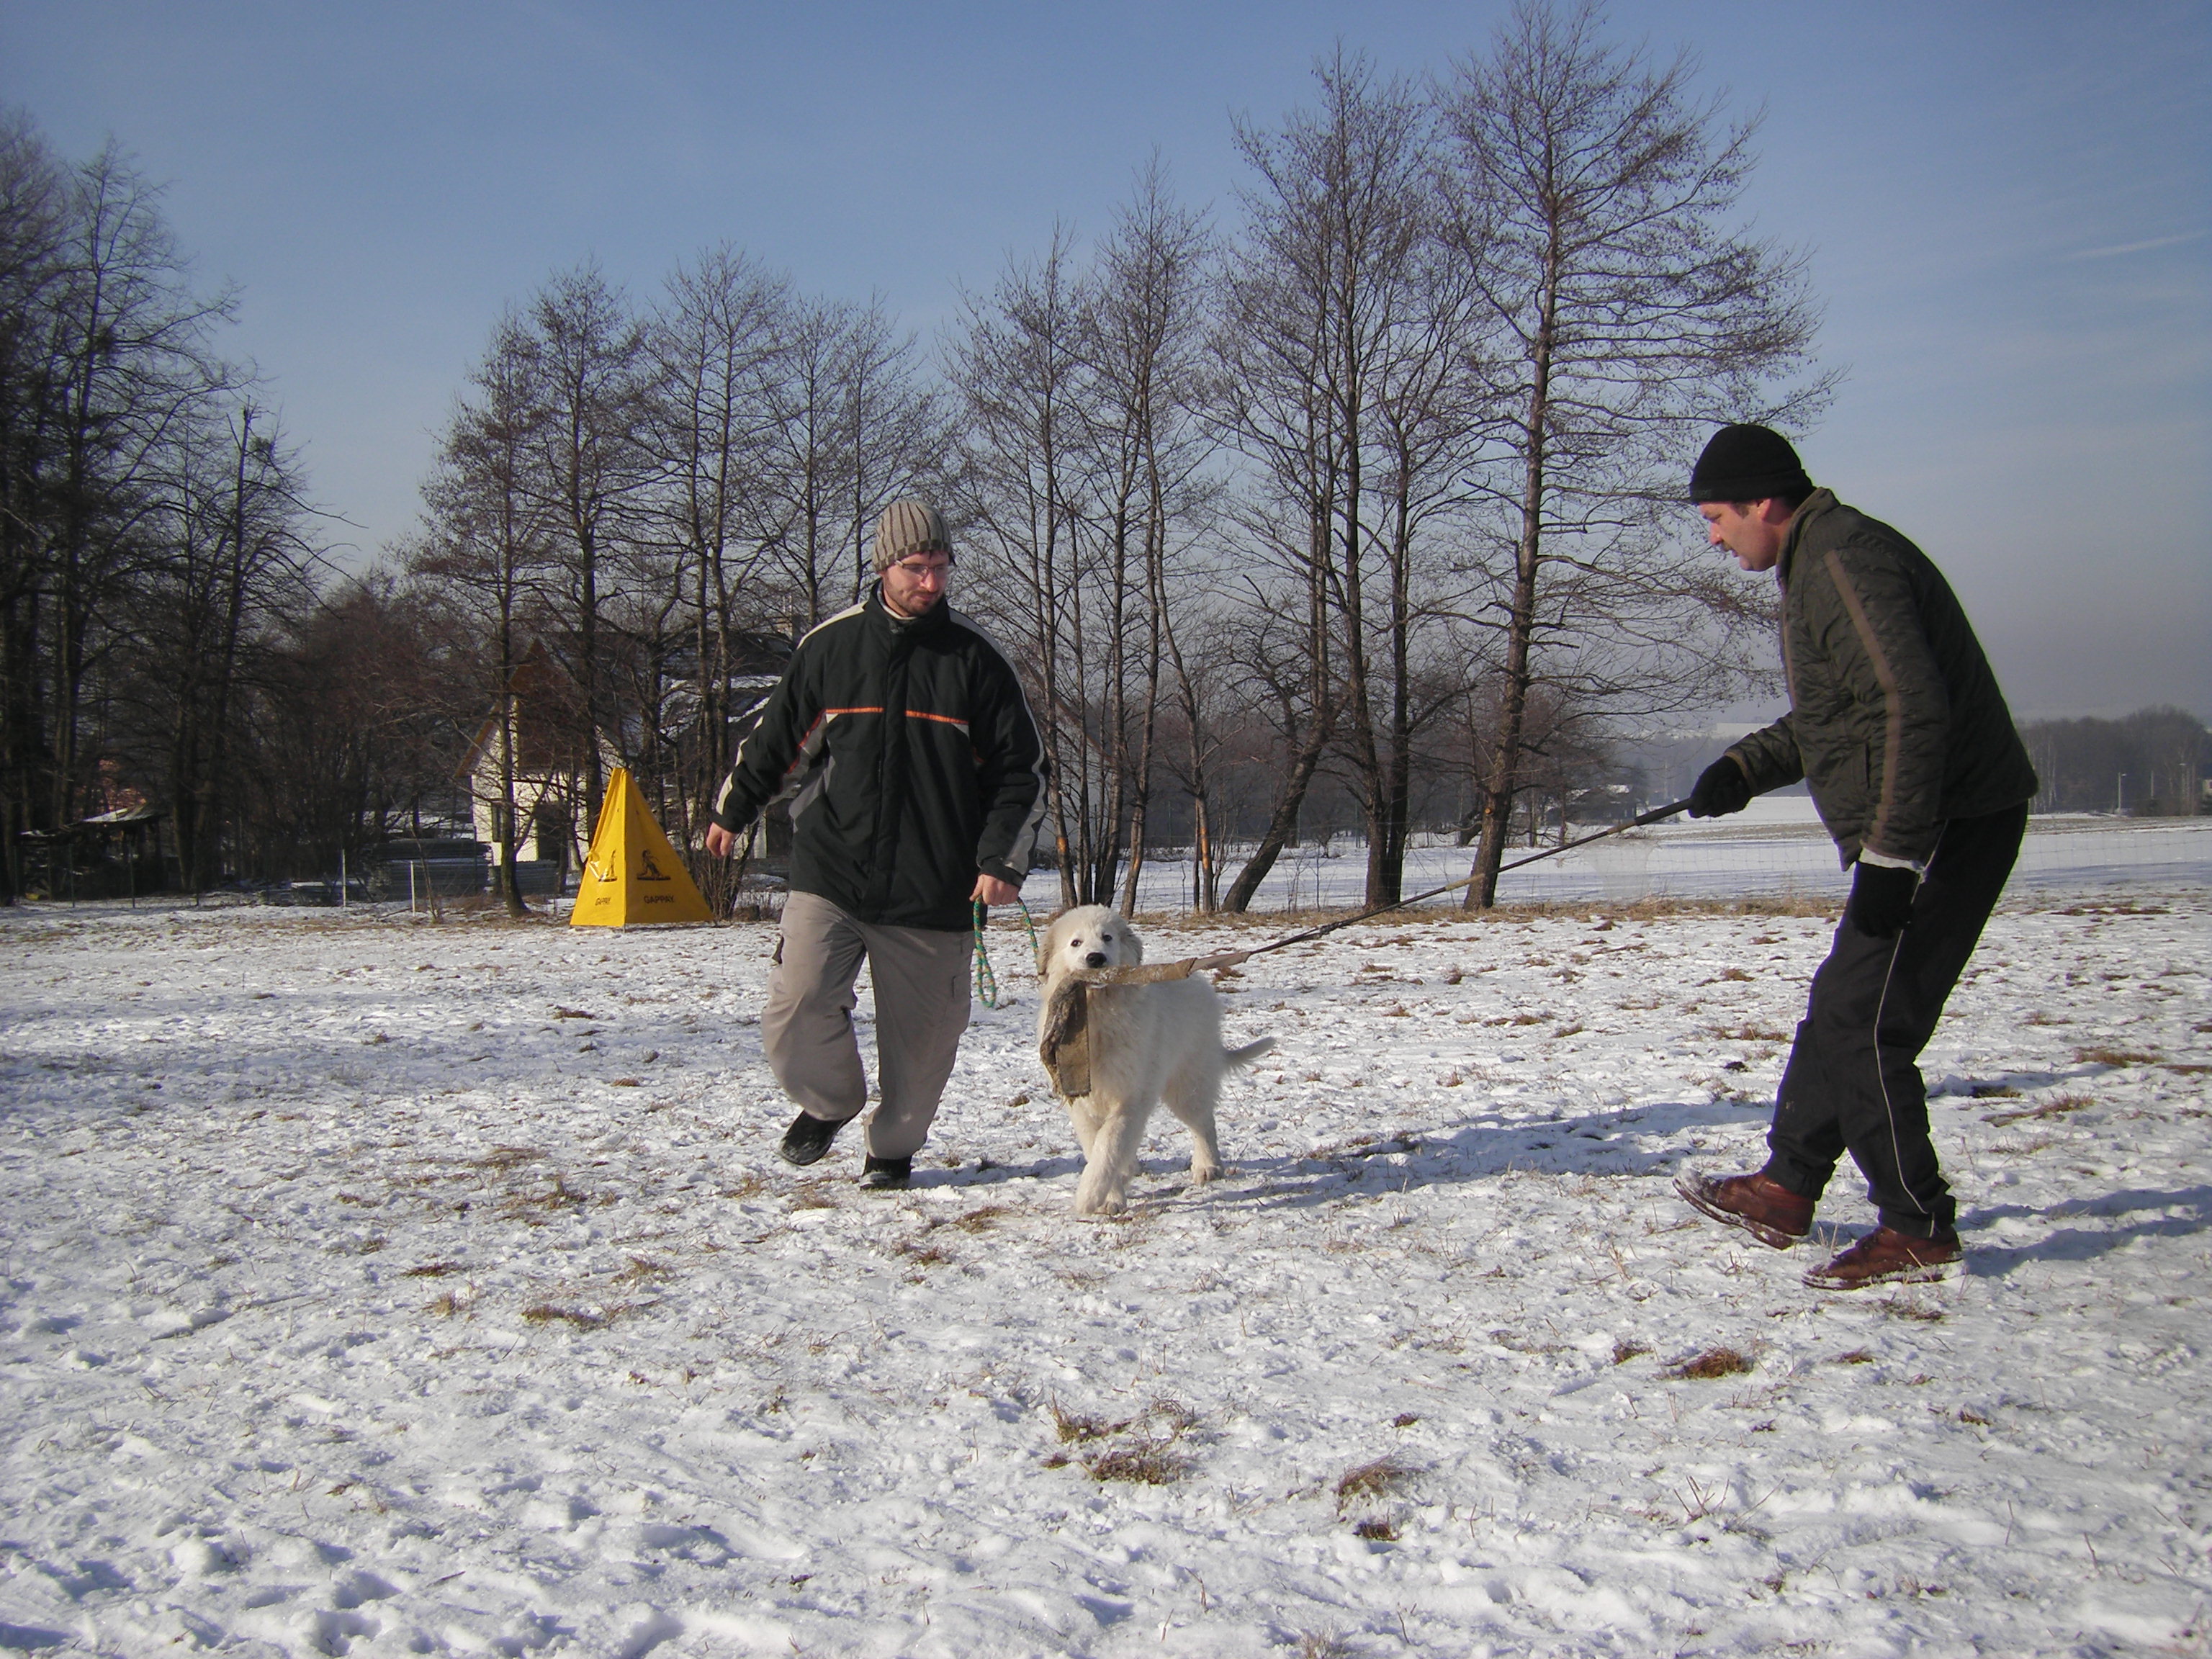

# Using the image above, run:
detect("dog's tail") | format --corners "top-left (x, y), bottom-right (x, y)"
top-left (1223, 1036), bottom-right (1276, 1069)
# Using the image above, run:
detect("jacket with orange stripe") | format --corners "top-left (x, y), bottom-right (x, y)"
top-left (709, 587), bottom-right (1047, 931)
top-left (1725, 490), bottom-right (2036, 869)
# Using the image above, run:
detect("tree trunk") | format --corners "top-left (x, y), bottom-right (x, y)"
top-left (1467, 262), bottom-right (1556, 910)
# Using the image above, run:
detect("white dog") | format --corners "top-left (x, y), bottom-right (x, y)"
top-left (1037, 905), bottom-right (1275, 1215)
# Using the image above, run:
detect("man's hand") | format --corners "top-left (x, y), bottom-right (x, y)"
top-left (1846, 861), bottom-right (1917, 938)
top-left (1687, 756), bottom-right (1753, 819)
top-left (972, 873), bottom-right (1020, 908)
top-left (704, 822), bottom-right (738, 859)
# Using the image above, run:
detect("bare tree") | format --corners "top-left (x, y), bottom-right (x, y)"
top-left (1215, 48), bottom-right (1445, 911)
top-left (0, 112), bottom-right (72, 899)
top-left (517, 263), bottom-right (655, 845)
top-left (413, 312), bottom-right (554, 914)
top-left (1438, 0), bottom-right (1827, 906)
top-left (1082, 158), bottom-right (1220, 913)
top-left (836, 298), bottom-right (955, 606)
top-left (758, 294), bottom-right (853, 626)
top-left (139, 400), bottom-right (319, 888)
top-left (646, 245), bottom-right (791, 864)
top-left (949, 227), bottom-right (1097, 907)
top-left (0, 122), bottom-right (238, 894)
top-left (756, 295), bottom-right (947, 627)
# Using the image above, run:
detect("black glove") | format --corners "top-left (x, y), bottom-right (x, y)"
top-left (1847, 861), bottom-right (1918, 938)
top-left (1687, 757), bottom-right (1753, 818)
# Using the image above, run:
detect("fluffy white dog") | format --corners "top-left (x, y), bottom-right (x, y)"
top-left (1037, 904), bottom-right (1275, 1215)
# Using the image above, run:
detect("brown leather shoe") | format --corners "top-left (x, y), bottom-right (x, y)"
top-left (1802, 1226), bottom-right (1961, 1290)
top-left (1676, 1169), bottom-right (1815, 1249)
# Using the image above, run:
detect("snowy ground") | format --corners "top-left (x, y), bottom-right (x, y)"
top-left (2, 882), bottom-right (2208, 1657)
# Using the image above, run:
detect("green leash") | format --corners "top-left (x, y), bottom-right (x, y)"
top-left (972, 898), bottom-right (1042, 1008)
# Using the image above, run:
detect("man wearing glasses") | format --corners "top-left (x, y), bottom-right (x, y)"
top-left (705, 500), bottom-right (1046, 1190)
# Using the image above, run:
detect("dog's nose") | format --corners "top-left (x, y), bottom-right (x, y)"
top-left (1084, 952), bottom-right (1107, 968)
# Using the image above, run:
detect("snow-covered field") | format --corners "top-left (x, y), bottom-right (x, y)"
top-left (2, 883), bottom-right (2208, 1657)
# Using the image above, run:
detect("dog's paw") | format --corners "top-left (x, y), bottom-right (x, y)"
top-left (1190, 1161), bottom-right (1224, 1185)
top-left (1073, 1179), bottom-right (1128, 1216)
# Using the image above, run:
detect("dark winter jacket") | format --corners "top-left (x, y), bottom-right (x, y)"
top-left (710, 588), bottom-right (1047, 932)
top-left (1727, 490), bottom-right (2037, 868)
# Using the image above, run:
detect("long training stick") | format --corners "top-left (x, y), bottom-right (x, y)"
top-left (1054, 798), bottom-right (1696, 989)
top-left (1040, 798), bottom-right (1695, 1084)
top-left (1231, 796), bottom-right (1695, 962)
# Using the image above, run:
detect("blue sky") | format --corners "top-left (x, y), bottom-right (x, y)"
top-left (5, 1), bottom-right (2206, 716)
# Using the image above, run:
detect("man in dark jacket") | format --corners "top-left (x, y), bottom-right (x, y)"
top-left (704, 500), bottom-right (1046, 1190)
top-left (1673, 426), bottom-right (2037, 1288)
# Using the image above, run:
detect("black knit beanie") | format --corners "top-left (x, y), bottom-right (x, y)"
top-left (1688, 424), bottom-right (1813, 504)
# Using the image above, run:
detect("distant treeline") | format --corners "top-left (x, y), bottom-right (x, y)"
top-left (2020, 707), bottom-right (2208, 817)
top-left (6, 6), bottom-right (1839, 909)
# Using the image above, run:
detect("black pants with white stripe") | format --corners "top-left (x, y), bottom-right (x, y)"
top-left (1764, 804), bottom-right (2028, 1238)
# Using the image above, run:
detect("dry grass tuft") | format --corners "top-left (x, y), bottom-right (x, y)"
top-left (1335, 1456), bottom-right (1416, 1512)
top-left (1043, 1395), bottom-right (1202, 1483)
top-left (1969, 1083), bottom-right (2021, 1099)
top-left (521, 1303), bottom-right (624, 1330)
top-left (1711, 1022), bottom-right (1789, 1043)
top-left (1084, 1441), bottom-right (1190, 1485)
top-left (2073, 1046), bottom-right (2162, 1068)
top-left (1837, 1348), bottom-right (1876, 1364)
top-left (1148, 1396), bottom-right (1200, 1434)
top-left (1352, 1516), bottom-right (1399, 1541)
top-left (1051, 1401), bottom-right (1132, 1444)
top-left (1879, 1298), bottom-right (1944, 1323)
top-left (400, 1261), bottom-right (462, 1278)
top-left (1984, 1094), bottom-right (2092, 1127)
top-left (495, 1174), bottom-right (590, 1219)
top-left (947, 1204), bottom-right (1012, 1234)
top-left (472, 1145), bottom-right (544, 1170)
top-left (788, 1184), bottom-right (840, 1211)
top-left (897, 1241), bottom-right (951, 1268)
top-left (613, 1256), bottom-right (670, 1284)
top-left (1611, 1339), bottom-right (1651, 1365)
top-left (717, 1174), bottom-right (768, 1199)
top-left (1663, 1346), bottom-right (1753, 1380)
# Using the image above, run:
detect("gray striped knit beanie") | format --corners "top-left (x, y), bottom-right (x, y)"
top-left (873, 500), bottom-right (953, 573)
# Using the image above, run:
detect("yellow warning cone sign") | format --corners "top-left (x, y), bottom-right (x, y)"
top-left (571, 767), bottom-right (715, 926)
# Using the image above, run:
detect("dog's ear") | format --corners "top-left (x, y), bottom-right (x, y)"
top-left (1123, 920), bottom-right (1144, 965)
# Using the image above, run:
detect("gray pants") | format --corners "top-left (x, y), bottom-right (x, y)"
top-left (763, 891), bottom-right (972, 1159)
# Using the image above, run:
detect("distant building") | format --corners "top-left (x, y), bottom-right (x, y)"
top-left (458, 631), bottom-right (796, 881)
top-left (457, 642), bottom-right (600, 878)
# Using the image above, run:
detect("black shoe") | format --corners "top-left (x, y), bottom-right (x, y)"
top-left (779, 1110), bottom-right (847, 1168)
top-left (858, 1155), bottom-right (912, 1191)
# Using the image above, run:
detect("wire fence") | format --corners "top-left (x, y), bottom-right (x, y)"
top-left (16, 809), bottom-right (2202, 922)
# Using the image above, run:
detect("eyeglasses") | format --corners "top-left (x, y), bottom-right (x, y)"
top-left (890, 557), bottom-right (951, 580)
